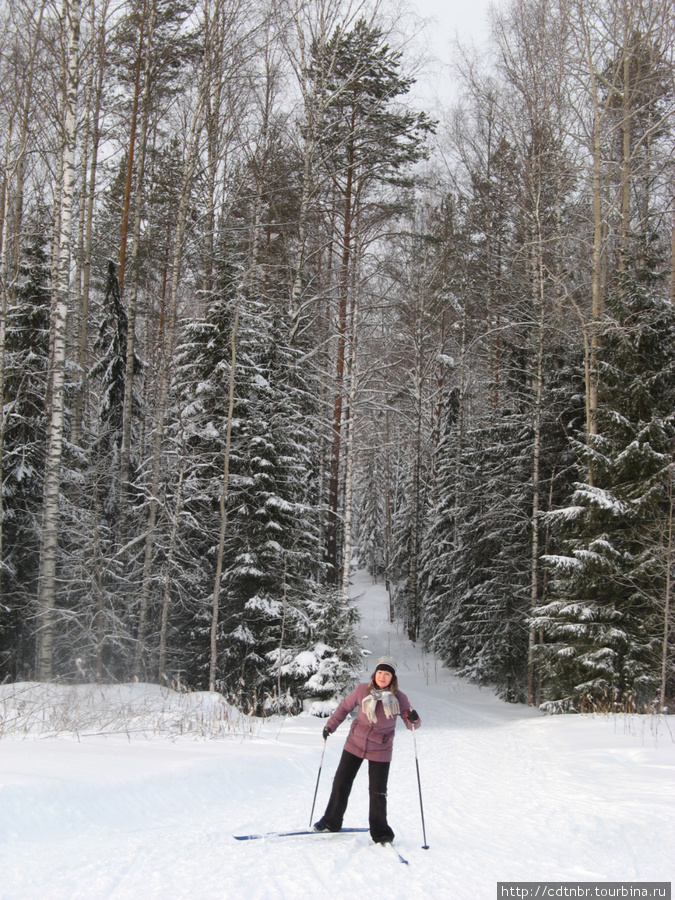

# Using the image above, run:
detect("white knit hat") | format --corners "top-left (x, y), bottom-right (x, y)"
top-left (375, 655), bottom-right (397, 675)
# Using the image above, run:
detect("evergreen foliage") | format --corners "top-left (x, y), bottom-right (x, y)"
top-left (0, 239), bottom-right (50, 677)
top-left (90, 262), bottom-right (142, 524)
top-left (171, 274), bottom-right (357, 711)
top-left (536, 235), bottom-right (675, 710)
top-left (356, 449), bottom-right (386, 578)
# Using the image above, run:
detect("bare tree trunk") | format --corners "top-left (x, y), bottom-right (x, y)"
top-left (383, 407), bottom-right (393, 619)
top-left (208, 33), bottom-right (273, 686)
top-left (0, 48), bottom-right (27, 594)
top-left (326, 118), bottom-right (355, 583)
top-left (588, 97), bottom-right (603, 450)
top-left (0, 123), bottom-right (18, 602)
top-left (670, 172), bottom-right (675, 306)
top-left (289, 130), bottom-right (315, 337)
top-left (134, 77), bottom-right (207, 677)
top-left (72, 0), bottom-right (107, 445)
top-left (118, 0), bottom-right (148, 296)
top-left (616, 18), bottom-right (632, 283)
top-left (158, 426), bottom-right (186, 683)
top-left (92, 471), bottom-right (105, 682)
top-left (567, 4), bottom-right (608, 458)
top-left (408, 296), bottom-right (424, 644)
top-left (12, 1), bottom-right (46, 274)
top-left (36, 0), bottom-right (82, 681)
top-left (285, 0), bottom-right (349, 339)
top-left (202, 0), bottom-right (224, 303)
top-left (528, 222), bottom-right (546, 707)
top-left (340, 235), bottom-right (361, 602)
top-left (120, 0), bottom-right (156, 516)
top-left (661, 459), bottom-right (674, 708)
top-left (453, 305), bottom-right (468, 554)
top-left (209, 291), bottom-right (241, 693)
top-left (72, 89), bottom-right (89, 444)
top-left (572, 0), bottom-right (623, 476)
top-left (276, 557), bottom-right (288, 705)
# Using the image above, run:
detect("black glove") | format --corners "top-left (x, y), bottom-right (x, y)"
top-left (322, 726), bottom-right (332, 740)
top-left (406, 708), bottom-right (419, 723)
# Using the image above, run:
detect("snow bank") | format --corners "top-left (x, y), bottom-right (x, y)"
top-left (0, 682), bottom-right (251, 740)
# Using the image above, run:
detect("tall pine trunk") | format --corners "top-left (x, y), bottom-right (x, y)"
top-left (326, 113), bottom-right (355, 583)
top-left (340, 233), bottom-right (361, 602)
top-left (120, 0), bottom-right (156, 519)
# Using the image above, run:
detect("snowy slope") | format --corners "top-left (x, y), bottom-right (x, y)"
top-left (0, 571), bottom-right (673, 900)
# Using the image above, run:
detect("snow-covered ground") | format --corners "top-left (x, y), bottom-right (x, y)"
top-left (1, 571), bottom-right (673, 899)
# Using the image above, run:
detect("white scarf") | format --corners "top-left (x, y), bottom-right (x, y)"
top-left (362, 688), bottom-right (400, 724)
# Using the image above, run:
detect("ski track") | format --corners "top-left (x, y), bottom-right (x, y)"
top-left (0, 570), bottom-right (673, 899)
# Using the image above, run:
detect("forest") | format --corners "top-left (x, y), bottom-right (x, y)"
top-left (0, 0), bottom-right (673, 715)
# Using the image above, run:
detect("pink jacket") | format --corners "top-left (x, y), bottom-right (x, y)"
top-left (326, 682), bottom-right (420, 763)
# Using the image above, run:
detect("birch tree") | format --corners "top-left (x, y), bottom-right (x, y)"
top-left (72, 0), bottom-right (110, 446)
top-left (36, 0), bottom-right (82, 681)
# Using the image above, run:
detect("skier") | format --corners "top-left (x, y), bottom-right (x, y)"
top-left (313, 655), bottom-right (420, 845)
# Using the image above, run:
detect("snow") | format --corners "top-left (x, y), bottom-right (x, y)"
top-left (1, 571), bottom-right (673, 899)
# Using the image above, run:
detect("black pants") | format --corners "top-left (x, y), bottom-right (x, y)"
top-left (318, 749), bottom-right (394, 843)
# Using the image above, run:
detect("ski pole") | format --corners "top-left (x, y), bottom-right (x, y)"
top-left (412, 728), bottom-right (429, 849)
top-left (309, 736), bottom-right (327, 827)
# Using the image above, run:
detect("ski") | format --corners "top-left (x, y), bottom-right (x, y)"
top-left (381, 842), bottom-right (409, 865)
top-left (233, 826), bottom-right (368, 841)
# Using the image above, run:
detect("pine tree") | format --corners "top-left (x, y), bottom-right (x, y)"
top-left (308, 17), bottom-right (434, 584)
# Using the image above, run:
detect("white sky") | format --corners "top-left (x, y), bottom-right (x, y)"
top-left (404, 0), bottom-right (500, 108)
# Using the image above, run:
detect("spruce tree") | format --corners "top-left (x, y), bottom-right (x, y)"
top-left (0, 238), bottom-right (50, 678)
top-left (90, 261), bottom-right (142, 528)
top-left (356, 448), bottom-right (386, 578)
top-left (537, 234), bottom-right (675, 711)
top-left (171, 271), bottom-right (353, 710)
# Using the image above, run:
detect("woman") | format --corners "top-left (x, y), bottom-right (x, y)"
top-left (313, 655), bottom-right (420, 845)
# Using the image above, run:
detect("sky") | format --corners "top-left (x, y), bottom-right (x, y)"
top-left (405, 0), bottom-right (499, 108)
